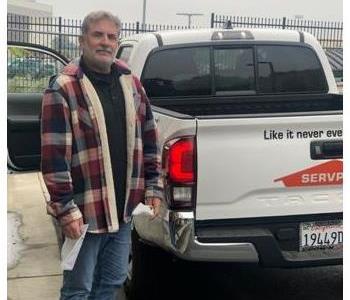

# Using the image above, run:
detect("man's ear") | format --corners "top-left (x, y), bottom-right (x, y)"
top-left (78, 35), bottom-right (84, 45)
top-left (78, 35), bottom-right (84, 53)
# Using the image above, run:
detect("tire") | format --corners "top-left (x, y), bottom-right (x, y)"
top-left (125, 229), bottom-right (172, 300)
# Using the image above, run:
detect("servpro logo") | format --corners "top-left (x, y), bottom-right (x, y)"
top-left (274, 160), bottom-right (343, 187)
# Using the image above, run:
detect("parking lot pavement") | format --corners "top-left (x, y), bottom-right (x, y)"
top-left (8, 171), bottom-right (62, 300)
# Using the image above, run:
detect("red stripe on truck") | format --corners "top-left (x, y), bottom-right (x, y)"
top-left (274, 160), bottom-right (343, 187)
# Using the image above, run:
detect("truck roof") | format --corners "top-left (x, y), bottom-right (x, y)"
top-left (122, 28), bottom-right (310, 46)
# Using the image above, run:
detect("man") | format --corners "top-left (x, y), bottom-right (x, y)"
top-left (41, 11), bottom-right (164, 299)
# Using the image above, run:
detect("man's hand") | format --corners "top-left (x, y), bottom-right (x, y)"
top-left (62, 218), bottom-right (84, 239)
top-left (145, 197), bottom-right (162, 219)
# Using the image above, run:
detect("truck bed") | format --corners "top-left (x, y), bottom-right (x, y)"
top-left (151, 93), bottom-right (342, 117)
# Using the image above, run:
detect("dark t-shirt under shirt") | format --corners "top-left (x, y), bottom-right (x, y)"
top-left (80, 59), bottom-right (127, 222)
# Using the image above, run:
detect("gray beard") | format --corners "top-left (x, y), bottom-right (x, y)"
top-left (83, 55), bottom-right (114, 74)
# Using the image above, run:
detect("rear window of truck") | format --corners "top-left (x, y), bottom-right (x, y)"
top-left (142, 47), bottom-right (211, 97)
top-left (214, 48), bottom-right (255, 94)
top-left (141, 45), bottom-right (328, 98)
top-left (257, 46), bottom-right (327, 93)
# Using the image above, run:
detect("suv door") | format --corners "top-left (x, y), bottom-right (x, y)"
top-left (7, 42), bottom-right (69, 170)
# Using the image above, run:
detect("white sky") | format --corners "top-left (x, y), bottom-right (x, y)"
top-left (36, 0), bottom-right (343, 27)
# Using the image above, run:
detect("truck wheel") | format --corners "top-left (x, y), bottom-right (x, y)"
top-left (125, 229), bottom-right (171, 300)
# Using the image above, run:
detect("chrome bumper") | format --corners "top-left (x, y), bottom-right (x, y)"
top-left (133, 210), bottom-right (259, 263)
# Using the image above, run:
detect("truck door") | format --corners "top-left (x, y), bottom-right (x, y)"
top-left (7, 43), bottom-right (68, 170)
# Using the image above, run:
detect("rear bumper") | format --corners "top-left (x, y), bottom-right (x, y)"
top-left (167, 212), bottom-right (259, 262)
top-left (133, 210), bottom-right (342, 267)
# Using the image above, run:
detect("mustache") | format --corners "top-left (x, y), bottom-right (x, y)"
top-left (96, 48), bottom-right (113, 54)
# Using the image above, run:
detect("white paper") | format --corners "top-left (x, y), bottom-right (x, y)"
top-left (132, 203), bottom-right (154, 217)
top-left (60, 224), bottom-right (89, 271)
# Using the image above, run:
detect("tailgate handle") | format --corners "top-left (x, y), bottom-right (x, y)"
top-left (310, 140), bottom-right (343, 160)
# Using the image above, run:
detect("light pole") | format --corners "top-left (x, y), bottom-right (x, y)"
top-left (176, 13), bottom-right (204, 28)
top-left (142, 0), bottom-right (147, 29)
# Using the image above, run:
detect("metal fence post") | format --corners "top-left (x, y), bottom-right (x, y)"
top-left (136, 21), bottom-right (140, 34)
top-left (282, 17), bottom-right (286, 29)
top-left (58, 16), bottom-right (62, 54)
top-left (211, 13), bottom-right (214, 28)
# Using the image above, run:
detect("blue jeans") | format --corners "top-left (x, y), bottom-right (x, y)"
top-left (60, 222), bottom-right (131, 300)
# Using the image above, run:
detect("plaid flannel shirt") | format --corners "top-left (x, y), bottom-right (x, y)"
top-left (41, 58), bottom-right (164, 233)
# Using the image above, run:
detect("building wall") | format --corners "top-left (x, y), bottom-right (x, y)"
top-left (8, 0), bottom-right (52, 17)
top-left (8, 0), bottom-right (53, 44)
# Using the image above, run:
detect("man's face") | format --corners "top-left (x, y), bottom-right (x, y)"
top-left (80, 18), bottom-right (119, 73)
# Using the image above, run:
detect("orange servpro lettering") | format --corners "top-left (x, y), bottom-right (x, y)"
top-left (274, 160), bottom-right (343, 187)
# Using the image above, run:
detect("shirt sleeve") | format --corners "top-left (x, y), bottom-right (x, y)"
top-left (41, 80), bottom-right (82, 226)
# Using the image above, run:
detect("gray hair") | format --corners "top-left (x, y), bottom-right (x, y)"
top-left (81, 11), bottom-right (122, 35)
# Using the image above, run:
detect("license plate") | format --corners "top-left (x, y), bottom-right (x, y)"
top-left (300, 220), bottom-right (343, 251)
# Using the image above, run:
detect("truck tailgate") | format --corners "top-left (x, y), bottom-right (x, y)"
top-left (195, 113), bottom-right (343, 221)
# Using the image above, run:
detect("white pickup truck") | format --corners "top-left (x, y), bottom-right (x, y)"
top-left (116, 28), bottom-right (343, 298)
top-left (7, 28), bottom-right (342, 300)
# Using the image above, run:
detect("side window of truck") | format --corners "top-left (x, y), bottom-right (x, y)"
top-left (7, 46), bottom-right (64, 93)
top-left (142, 47), bottom-right (211, 97)
top-left (257, 45), bottom-right (328, 93)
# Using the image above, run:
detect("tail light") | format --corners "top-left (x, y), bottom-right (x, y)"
top-left (163, 137), bottom-right (196, 209)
